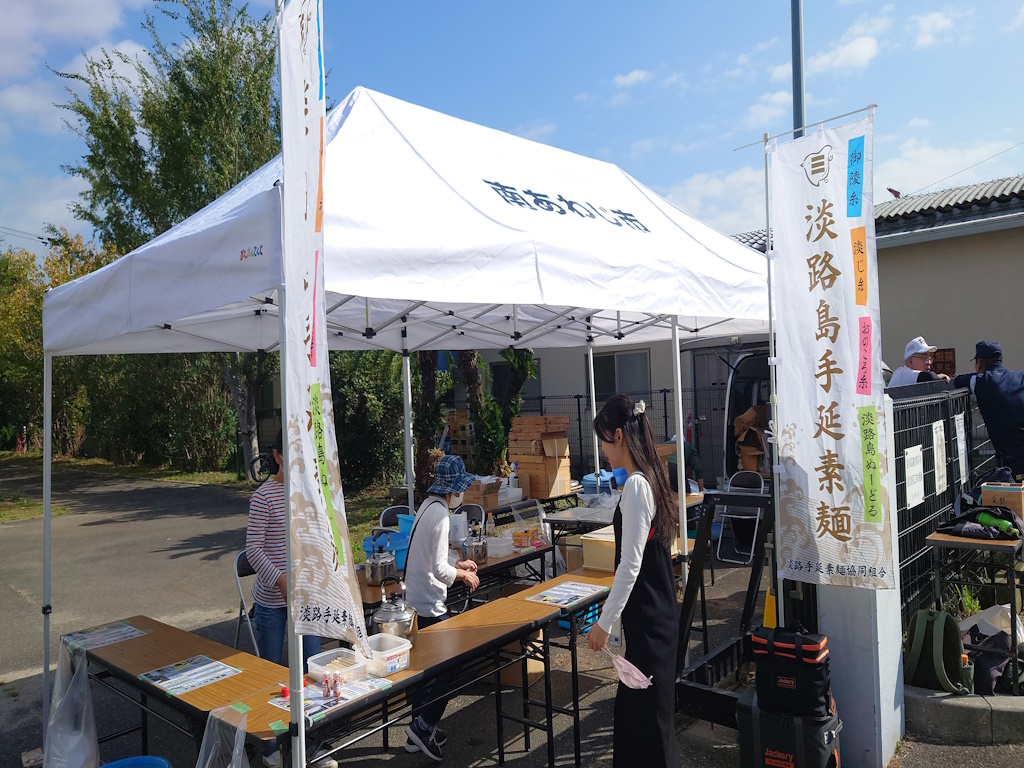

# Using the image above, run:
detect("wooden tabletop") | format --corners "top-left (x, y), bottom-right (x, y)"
top-left (926, 531), bottom-right (1023, 554)
top-left (239, 597), bottom-right (561, 745)
top-left (83, 615), bottom-right (288, 718)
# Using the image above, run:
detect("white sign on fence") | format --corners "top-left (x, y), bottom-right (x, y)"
top-left (954, 413), bottom-right (968, 489)
top-left (905, 445), bottom-right (924, 508)
top-left (932, 420), bottom-right (947, 494)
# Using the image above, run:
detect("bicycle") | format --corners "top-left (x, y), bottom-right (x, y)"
top-left (249, 452), bottom-right (275, 483)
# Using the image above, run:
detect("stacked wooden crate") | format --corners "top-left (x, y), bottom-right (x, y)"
top-left (446, 409), bottom-right (473, 461)
top-left (508, 415), bottom-right (571, 499)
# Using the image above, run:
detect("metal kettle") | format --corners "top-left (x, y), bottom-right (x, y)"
top-left (365, 528), bottom-right (397, 587)
top-left (464, 524), bottom-right (488, 565)
top-left (372, 575), bottom-right (418, 645)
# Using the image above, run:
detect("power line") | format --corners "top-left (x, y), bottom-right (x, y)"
top-left (910, 139), bottom-right (1024, 196)
top-left (0, 224), bottom-right (51, 247)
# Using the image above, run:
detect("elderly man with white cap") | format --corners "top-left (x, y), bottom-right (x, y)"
top-left (887, 336), bottom-right (951, 387)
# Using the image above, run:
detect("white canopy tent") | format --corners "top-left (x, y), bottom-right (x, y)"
top-left (40, 86), bottom-right (768, 746)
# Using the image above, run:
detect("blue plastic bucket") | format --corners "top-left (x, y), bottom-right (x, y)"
top-left (361, 531), bottom-right (411, 571)
top-left (397, 514), bottom-right (416, 535)
top-left (582, 469), bottom-right (626, 494)
top-left (102, 758), bottom-right (172, 768)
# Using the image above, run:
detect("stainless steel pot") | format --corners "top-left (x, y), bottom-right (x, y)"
top-left (373, 575), bottom-right (417, 645)
top-left (464, 532), bottom-right (488, 565)
top-left (365, 529), bottom-right (397, 587)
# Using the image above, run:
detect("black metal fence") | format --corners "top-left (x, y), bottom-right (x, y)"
top-left (450, 387), bottom-right (726, 480)
top-left (892, 388), bottom-right (994, 631)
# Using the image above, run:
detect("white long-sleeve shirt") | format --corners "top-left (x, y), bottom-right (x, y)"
top-left (597, 473), bottom-right (655, 633)
top-left (404, 495), bottom-right (458, 617)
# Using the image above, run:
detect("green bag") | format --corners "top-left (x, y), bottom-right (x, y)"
top-left (904, 609), bottom-right (971, 695)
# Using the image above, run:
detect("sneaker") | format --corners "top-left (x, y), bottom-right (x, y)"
top-left (405, 719), bottom-right (443, 762)
top-left (406, 725), bottom-right (448, 752)
top-left (262, 752), bottom-right (282, 768)
top-left (311, 754), bottom-right (338, 768)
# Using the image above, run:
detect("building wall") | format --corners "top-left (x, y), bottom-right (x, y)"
top-left (483, 339), bottom-right (693, 396)
top-left (877, 226), bottom-right (1024, 372)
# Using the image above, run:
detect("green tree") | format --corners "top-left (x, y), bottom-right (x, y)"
top-left (0, 247), bottom-right (46, 447)
top-left (52, 0), bottom-right (280, 470)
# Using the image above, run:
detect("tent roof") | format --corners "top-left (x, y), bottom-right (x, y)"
top-left (43, 87), bottom-right (768, 356)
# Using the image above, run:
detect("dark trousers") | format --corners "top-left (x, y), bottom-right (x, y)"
top-left (411, 613), bottom-right (450, 726)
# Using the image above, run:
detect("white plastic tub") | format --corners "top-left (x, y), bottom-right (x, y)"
top-left (488, 536), bottom-right (513, 558)
top-left (363, 633), bottom-right (412, 677)
top-left (306, 647), bottom-right (366, 684)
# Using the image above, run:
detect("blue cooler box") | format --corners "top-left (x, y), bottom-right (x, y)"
top-left (362, 531), bottom-right (410, 571)
top-left (582, 468), bottom-right (628, 494)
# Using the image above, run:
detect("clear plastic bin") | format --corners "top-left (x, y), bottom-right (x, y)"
top-left (363, 633), bottom-right (412, 677)
top-left (488, 537), bottom-right (513, 558)
top-left (306, 647), bottom-right (366, 684)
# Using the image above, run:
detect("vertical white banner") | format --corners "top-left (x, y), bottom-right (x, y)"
top-left (280, 0), bottom-right (368, 647)
top-left (772, 112), bottom-right (896, 589)
top-left (954, 413), bottom-right (968, 489)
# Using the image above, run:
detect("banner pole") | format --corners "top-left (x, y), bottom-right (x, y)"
top-left (763, 132), bottom-right (785, 630)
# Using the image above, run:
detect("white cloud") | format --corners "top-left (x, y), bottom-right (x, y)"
top-left (911, 11), bottom-right (954, 48)
top-left (574, 92), bottom-right (596, 104)
top-left (754, 38), bottom-right (778, 53)
top-left (663, 166), bottom-right (766, 236)
top-left (874, 138), bottom-right (1024, 200)
top-left (744, 91), bottom-right (792, 129)
top-left (1003, 4), bottom-right (1024, 31)
top-left (513, 121), bottom-right (557, 142)
top-left (662, 72), bottom-right (687, 88)
top-left (850, 12), bottom-right (893, 37)
top-left (807, 36), bottom-right (879, 75)
top-left (0, 81), bottom-right (66, 134)
top-left (0, 0), bottom-right (147, 79)
top-left (0, 172), bottom-right (89, 256)
top-left (771, 63), bottom-right (791, 83)
top-left (907, 117), bottom-right (930, 128)
top-left (613, 69), bottom-right (653, 88)
top-left (670, 139), bottom-right (710, 154)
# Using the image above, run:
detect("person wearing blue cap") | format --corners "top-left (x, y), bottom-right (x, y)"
top-left (953, 341), bottom-right (1024, 480)
top-left (402, 454), bottom-right (481, 761)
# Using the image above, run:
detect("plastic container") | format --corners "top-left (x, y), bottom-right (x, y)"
top-left (361, 531), bottom-right (410, 571)
top-left (102, 759), bottom-right (172, 768)
top-left (363, 633), bottom-right (412, 677)
top-left (397, 514), bottom-right (416, 535)
top-left (306, 647), bottom-right (367, 684)
top-left (582, 468), bottom-right (626, 494)
top-left (489, 537), bottom-right (513, 558)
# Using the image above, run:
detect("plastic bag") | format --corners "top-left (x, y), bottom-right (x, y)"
top-left (196, 706), bottom-right (248, 768)
top-left (603, 648), bottom-right (652, 689)
top-left (44, 638), bottom-right (99, 768)
top-left (959, 604), bottom-right (1024, 641)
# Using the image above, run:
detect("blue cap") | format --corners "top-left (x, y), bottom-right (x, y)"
top-left (428, 454), bottom-right (476, 495)
top-left (973, 340), bottom-right (1002, 360)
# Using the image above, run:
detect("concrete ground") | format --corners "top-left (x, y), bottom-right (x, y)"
top-left (2, 460), bottom-right (1022, 767)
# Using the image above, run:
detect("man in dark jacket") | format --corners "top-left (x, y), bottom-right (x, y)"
top-left (953, 341), bottom-right (1024, 480)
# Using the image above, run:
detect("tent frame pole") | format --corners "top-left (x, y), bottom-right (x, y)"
top-left (402, 347), bottom-right (415, 513)
top-left (42, 353), bottom-right (53, 740)
top-left (671, 318), bottom-right (689, 584)
top-left (587, 340), bottom-right (600, 477)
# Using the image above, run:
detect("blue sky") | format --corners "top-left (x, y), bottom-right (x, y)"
top-left (2, 0), bottom-right (1023, 258)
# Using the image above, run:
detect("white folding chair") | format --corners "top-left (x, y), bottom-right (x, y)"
top-left (456, 503), bottom-right (485, 529)
top-left (379, 505), bottom-right (410, 528)
top-left (716, 470), bottom-right (765, 565)
top-left (233, 551), bottom-right (259, 655)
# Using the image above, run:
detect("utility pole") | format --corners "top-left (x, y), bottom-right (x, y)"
top-left (791, 0), bottom-right (806, 139)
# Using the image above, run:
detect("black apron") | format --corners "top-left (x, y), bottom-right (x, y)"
top-left (612, 485), bottom-right (680, 767)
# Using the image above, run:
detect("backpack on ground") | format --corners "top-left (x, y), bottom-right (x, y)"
top-left (904, 608), bottom-right (972, 695)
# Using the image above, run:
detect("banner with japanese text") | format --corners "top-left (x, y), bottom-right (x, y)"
top-left (771, 112), bottom-right (895, 589)
top-left (280, 0), bottom-right (369, 647)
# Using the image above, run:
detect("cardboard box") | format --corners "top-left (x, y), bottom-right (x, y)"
top-left (982, 482), bottom-right (1024, 517)
top-left (541, 433), bottom-right (570, 458)
top-left (559, 534), bottom-right (585, 572)
top-left (500, 630), bottom-right (545, 687)
top-left (582, 525), bottom-right (616, 572)
top-left (464, 478), bottom-right (501, 499)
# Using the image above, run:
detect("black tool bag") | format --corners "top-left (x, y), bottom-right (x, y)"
top-left (753, 627), bottom-right (832, 718)
top-left (737, 686), bottom-right (842, 768)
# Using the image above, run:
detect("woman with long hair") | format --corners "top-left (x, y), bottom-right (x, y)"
top-left (586, 394), bottom-right (680, 766)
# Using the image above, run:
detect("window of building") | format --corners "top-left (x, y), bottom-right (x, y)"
top-left (590, 349), bottom-right (651, 402)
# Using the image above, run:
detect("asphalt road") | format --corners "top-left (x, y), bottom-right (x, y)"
top-left (2, 460), bottom-right (1022, 767)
